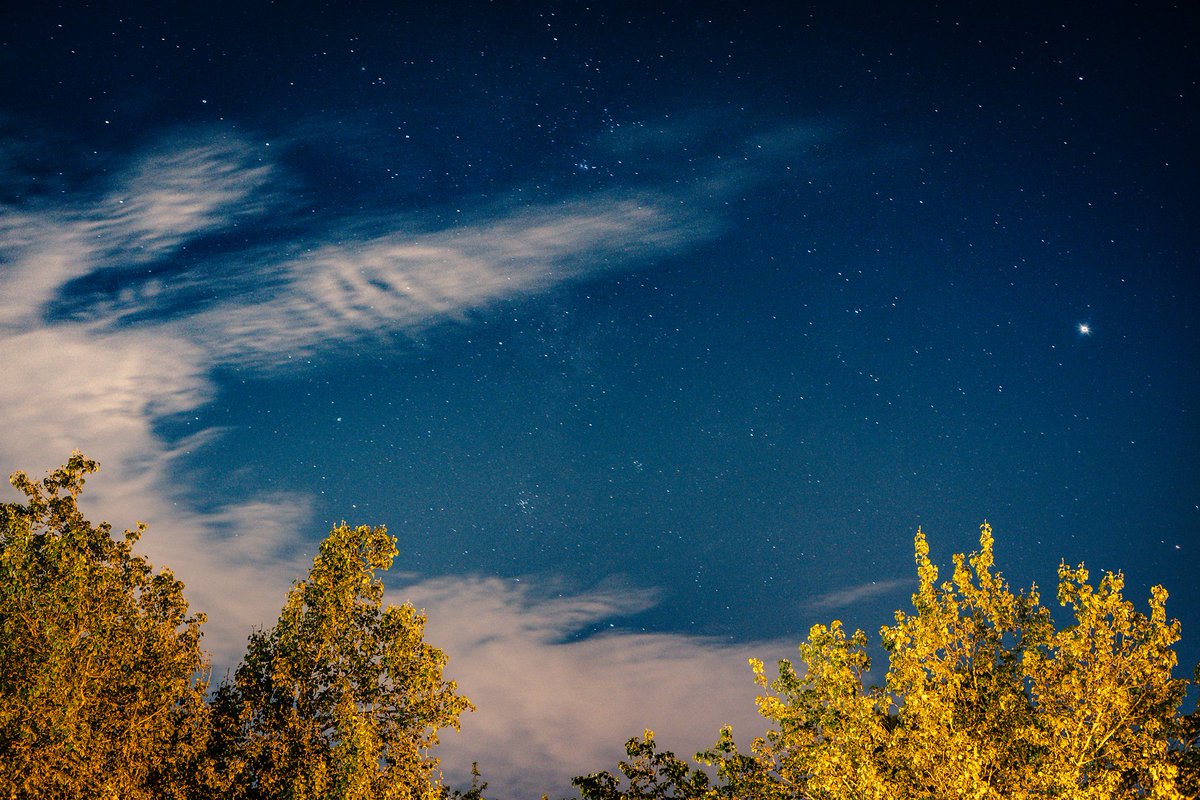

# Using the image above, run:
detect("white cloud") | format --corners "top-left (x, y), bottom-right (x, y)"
top-left (0, 133), bottom-right (712, 655)
top-left (805, 578), bottom-right (910, 611)
top-left (401, 575), bottom-right (793, 800)
top-left (0, 137), bottom-right (271, 330)
top-left (0, 123), bottom-right (809, 797)
top-left (195, 193), bottom-right (711, 369)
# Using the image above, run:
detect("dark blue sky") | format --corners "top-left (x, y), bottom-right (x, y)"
top-left (2, 2), bottom-right (1197, 796)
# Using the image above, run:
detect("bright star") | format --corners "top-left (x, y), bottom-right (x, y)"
top-left (1078, 323), bottom-right (1090, 335)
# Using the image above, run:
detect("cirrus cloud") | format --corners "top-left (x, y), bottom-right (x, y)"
top-left (1, 120), bottom-right (819, 797)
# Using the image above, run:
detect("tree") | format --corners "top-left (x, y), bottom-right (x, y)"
top-left (697, 523), bottom-right (1196, 799)
top-left (572, 731), bottom-right (713, 800)
top-left (0, 453), bottom-right (213, 800)
top-left (210, 522), bottom-right (474, 800)
top-left (580, 523), bottom-right (1197, 799)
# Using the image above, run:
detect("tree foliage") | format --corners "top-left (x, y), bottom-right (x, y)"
top-left (4, 456), bottom-right (1196, 799)
top-left (573, 731), bottom-right (713, 800)
top-left (209, 522), bottom-right (474, 800)
top-left (579, 524), bottom-right (1198, 799)
top-left (1, 457), bottom-right (475, 800)
top-left (696, 523), bottom-right (1197, 799)
top-left (0, 453), bottom-right (212, 800)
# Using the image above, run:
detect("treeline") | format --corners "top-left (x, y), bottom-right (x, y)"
top-left (1, 454), bottom-right (1197, 799)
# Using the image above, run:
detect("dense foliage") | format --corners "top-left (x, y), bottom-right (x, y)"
top-left (2, 455), bottom-right (1196, 798)
top-left (578, 524), bottom-right (1200, 799)
top-left (0, 456), bottom-right (471, 800)
top-left (0, 454), bottom-right (211, 799)
top-left (207, 523), bottom-right (474, 800)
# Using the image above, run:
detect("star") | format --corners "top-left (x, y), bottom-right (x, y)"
top-left (1078, 323), bottom-right (1091, 335)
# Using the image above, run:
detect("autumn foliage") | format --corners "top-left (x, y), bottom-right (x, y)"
top-left (579, 525), bottom-right (1200, 799)
top-left (0, 456), bottom-right (471, 800)
top-left (0, 454), bottom-right (211, 799)
top-left (206, 523), bottom-right (473, 800)
top-left (2, 455), bottom-right (1197, 798)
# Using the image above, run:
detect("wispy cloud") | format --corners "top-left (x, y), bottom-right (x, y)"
top-left (195, 192), bottom-right (710, 369)
top-left (402, 575), bottom-right (792, 799)
top-left (0, 136), bottom-right (272, 330)
top-left (805, 578), bottom-right (910, 611)
top-left (0, 128), bottom-right (719, 665)
top-left (0, 120), bottom-right (812, 795)
top-left (0, 135), bottom-right (294, 661)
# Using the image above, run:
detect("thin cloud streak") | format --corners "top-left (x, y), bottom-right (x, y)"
top-left (805, 578), bottom-right (910, 611)
top-left (196, 193), bottom-right (711, 369)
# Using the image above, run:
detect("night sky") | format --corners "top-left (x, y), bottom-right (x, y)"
top-left (2, 2), bottom-right (1197, 797)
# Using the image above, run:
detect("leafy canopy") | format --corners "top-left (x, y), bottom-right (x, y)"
top-left (0, 453), bottom-right (212, 800)
top-left (5, 455), bottom-right (1195, 799)
top-left (210, 522), bottom-right (474, 800)
top-left (2, 456), bottom-right (474, 800)
top-left (579, 523), bottom-right (1198, 799)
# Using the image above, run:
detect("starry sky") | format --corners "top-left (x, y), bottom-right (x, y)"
top-left (2, 2), bottom-right (1197, 797)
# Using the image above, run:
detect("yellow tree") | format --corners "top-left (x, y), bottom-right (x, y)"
top-left (879, 524), bottom-right (1048, 797)
top-left (210, 523), bottom-right (474, 800)
top-left (0, 454), bottom-right (213, 800)
top-left (732, 623), bottom-right (893, 799)
top-left (1021, 565), bottom-right (1187, 797)
top-left (692, 523), bottom-right (1195, 799)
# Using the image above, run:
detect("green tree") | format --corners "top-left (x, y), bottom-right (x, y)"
top-left (572, 731), bottom-right (714, 800)
top-left (210, 522), bottom-right (474, 800)
top-left (0, 453), bottom-right (213, 800)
